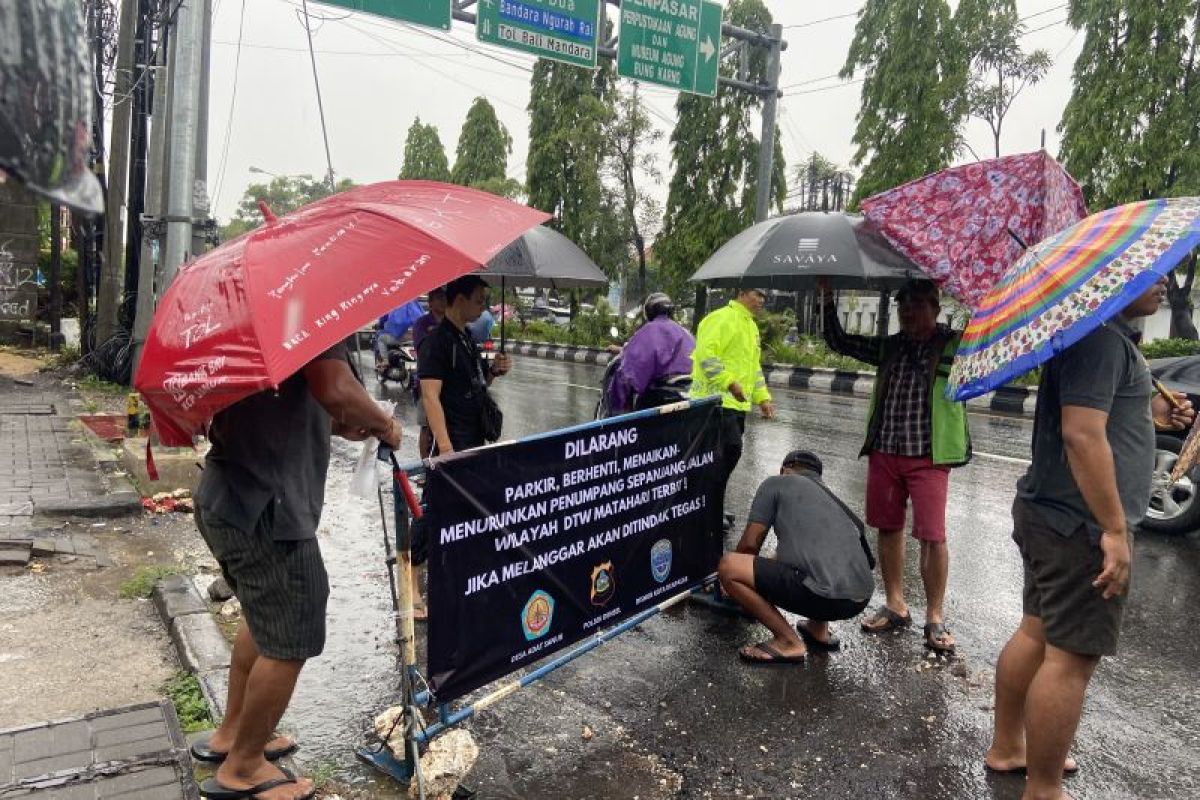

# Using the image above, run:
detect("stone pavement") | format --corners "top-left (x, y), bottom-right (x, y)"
top-left (0, 382), bottom-right (135, 528)
top-left (0, 700), bottom-right (198, 798)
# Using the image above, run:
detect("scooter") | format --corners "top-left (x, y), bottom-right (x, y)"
top-left (375, 337), bottom-right (417, 388)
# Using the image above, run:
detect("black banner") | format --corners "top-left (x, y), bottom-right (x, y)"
top-left (423, 401), bottom-right (724, 702)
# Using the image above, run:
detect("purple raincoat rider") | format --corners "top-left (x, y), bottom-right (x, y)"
top-left (608, 293), bottom-right (696, 413)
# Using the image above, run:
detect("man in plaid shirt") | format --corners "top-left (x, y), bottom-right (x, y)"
top-left (820, 280), bottom-right (971, 654)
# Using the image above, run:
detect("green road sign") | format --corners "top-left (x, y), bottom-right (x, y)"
top-left (617, 0), bottom-right (722, 97)
top-left (313, 0), bottom-right (452, 30)
top-left (476, 0), bottom-right (602, 69)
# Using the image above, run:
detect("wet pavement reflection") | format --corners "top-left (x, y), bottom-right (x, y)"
top-left (281, 352), bottom-right (1200, 799)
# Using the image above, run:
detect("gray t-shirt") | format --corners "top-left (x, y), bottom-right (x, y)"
top-left (748, 473), bottom-right (875, 602)
top-left (196, 342), bottom-right (348, 541)
top-left (1017, 319), bottom-right (1154, 541)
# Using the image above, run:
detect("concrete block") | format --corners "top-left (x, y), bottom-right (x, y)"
top-left (170, 614), bottom-right (231, 673)
top-left (152, 575), bottom-right (207, 624)
top-left (197, 668), bottom-right (230, 719)
top-left (35, 493), bottom-right (142, 519)
top-left (120, 438), bottom-right (203, 497)
top-left (30, 538), bottom-right (57, 557)
top-left (0, 543), bottom-right (31, 566)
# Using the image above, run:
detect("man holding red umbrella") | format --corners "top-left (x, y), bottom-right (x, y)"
top-left (191, 345), bottom-right (400, 800)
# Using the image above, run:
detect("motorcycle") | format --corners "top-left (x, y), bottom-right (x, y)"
top-left (374, 335), bottom-right (417, 388)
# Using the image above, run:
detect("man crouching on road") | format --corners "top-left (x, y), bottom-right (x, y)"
top-left (985, 275), bottom-right (1192, 800)
top-left (191, 340), bottom-right (401, 800)
top-left (718, 451), bottom-right (875, 665)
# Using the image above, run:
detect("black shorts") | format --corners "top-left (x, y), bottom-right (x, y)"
top-left (1012, 500), bottom-right (1125, 657)
top-left (195, 505), bottom-right (330, 661)
top-left (753, 558), bottom-right (868, 622)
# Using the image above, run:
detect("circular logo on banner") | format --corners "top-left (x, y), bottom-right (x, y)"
top-left (650, 539), bottom-right (673, 584)
top-left (521, 590), bottom-right (555, 641)
top-left (590, 561), bottom-right (615, 606)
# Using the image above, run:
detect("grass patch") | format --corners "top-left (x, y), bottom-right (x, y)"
top-left (163, 671), bottom-right (212, 733)
top-left (118, 564), bottom-right (188, 599)
top-left (77, 374), bottom-right (128, 394)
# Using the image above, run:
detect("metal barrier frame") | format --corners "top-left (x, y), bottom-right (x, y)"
top-left (360, 397), bottom-right (723, 782)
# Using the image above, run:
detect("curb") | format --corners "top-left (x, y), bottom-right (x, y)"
top-left (152, 575), bottom-right (232, 718)
top-left (34, 491), bottom-right (144, 519)
top-left (505, 339), bottom-right (1038, 419)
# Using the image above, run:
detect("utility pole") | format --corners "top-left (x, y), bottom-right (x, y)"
top-left (121, 0), bottom-right (153, 332)
top-left (753, 23), bottom-right (782, 225)
top-left (161, 0), bottom-right (206, 289)
top-left (130, 30), bottom-right (170, 379)
top-left (49, 206), bottom-right (63, 350)
top-left (191, 0), bottom-right (214, 256)
top-left (96, 0), bottom-right (138, 345)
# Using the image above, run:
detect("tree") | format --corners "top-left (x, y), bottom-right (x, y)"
top-left (604, 84), bottom-right (662, 300)
top-left (791, 152), bottom-right (854, 212)
top-left (452, 98), bottom-right (520, 197)
top-left (841, 0), bottom-right (969, 205)
top-left (1059, 2), bottom-right (1200, 337)
top-left (219, 174), bottom-right (355, 241)
top-left (956, 0), bottom-right (1051, 158)
top-left (525, 56), bottom-right (620, 273)
top-left (655, 0), bottom-right (787, 299)
top-left (399, 118), bottom-right (450, 181)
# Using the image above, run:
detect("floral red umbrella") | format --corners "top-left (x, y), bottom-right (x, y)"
top-left (134, 181), bottom-right (549, 447)
top-left (861, 150), bottom-right (1087, 308)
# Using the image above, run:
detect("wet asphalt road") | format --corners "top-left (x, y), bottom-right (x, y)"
top-left (284, 353), bottom-right (1200, 799)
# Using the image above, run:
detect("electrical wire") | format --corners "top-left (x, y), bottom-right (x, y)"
top-left (783, 10), bottom-right (861, 30)
top-left (299, 0), bottom-right (337, 189)
top-left (211, 0), bottom-right (247, 208)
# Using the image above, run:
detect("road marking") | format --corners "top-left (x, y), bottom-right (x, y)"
top-left (555, 382), bottom-right (602, 392)
top-left (975, 451), bottom-right (1031, 465)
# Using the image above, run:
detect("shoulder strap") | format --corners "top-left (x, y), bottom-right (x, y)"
top-left (800, 474), bottom-right (875, 570)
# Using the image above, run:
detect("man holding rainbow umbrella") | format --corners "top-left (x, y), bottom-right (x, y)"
top-left (869, 163), bottom-right (1199, 800)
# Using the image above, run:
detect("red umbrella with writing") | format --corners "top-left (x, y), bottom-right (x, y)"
top-left (134, 181), bottom-right (549, 447)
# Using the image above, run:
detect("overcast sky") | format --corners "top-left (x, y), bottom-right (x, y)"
top-left (204, 0), bottom-right (1080, 224)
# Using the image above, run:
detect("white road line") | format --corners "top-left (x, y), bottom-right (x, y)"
top-left (557, 382), bottom-right (602, 392)
top-left (975, 451), bottom-right (1031, 465)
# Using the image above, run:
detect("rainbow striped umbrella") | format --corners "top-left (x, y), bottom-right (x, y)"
top-left (948, 197), bottom-right (1200, 401)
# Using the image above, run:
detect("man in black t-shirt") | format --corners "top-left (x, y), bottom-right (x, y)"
top-left (418, 275), bottom-right (511, 454)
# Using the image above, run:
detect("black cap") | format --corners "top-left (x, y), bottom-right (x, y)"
top-left (782, 449), bottom-right (823, 475)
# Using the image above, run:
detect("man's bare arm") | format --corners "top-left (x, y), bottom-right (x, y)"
top-left (304, 358), bottom-right (400, 447)
top-left (420, 378), bottom-right (453, 454)
top-left (1061, 404), bottom-right (1130, 598)
top-left (734, 522), bottom-right (769, 556)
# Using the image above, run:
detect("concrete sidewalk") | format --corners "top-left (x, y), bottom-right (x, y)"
top-left (0, 379), bottom-right (140, 529)
top-left (0, 701), bottom-right (198, 799)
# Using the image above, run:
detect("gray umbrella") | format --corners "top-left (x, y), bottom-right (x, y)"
top-left (689, 212), bottom-right (922, 289)
top-left (474, 225), bottom-right (608, 350)
top-left (477, 224), bottom-right (609, 288)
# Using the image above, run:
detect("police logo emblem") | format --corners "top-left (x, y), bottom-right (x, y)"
top-left (590, 561), bottom-right (615, 606)
top-left (650, 539), bottom-right (672, 583)
top-left (521, 590), bottom-right (554, 641)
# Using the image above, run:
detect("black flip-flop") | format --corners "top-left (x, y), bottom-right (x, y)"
top-left (923, 622), bottom-right (957, 654)
top-left (861, 605), bottom-right (912, 633)
top-left (737, 641), bottom-right (806, 665)
top-left (199, 768), bottom-right (315, 800)
top-left (984, 759), bottom-right (1080, 778)
top-left (190, 731), bottom-right (298, 764)
top-left (796, 622), bottom-right (841, 652)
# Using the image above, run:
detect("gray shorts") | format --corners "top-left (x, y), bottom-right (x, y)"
top-left (195, 505), bottom-right (330, 661)
top-left (1012, 500), bottom-right (1126, 657)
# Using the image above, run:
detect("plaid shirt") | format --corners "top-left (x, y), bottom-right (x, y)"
top-left (821, 302), bottom-right (945, 457)
top-left (876, 338), bottom-right (936, 456)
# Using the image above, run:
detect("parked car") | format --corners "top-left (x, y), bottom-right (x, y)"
top-left (1145, 356), bottom-right (1200, 535)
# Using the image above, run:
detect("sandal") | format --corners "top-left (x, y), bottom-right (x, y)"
top-left (199, 767), bottom-right (315, 799)
top-left (796, 622), bottom-right (841, 652)
top-left (190, 732), bottom-right (298, 764)
top-left (861, 605), bottom-right (912, 633)
top-left (737, 641), bottom-right (806, 665)
top-left (923, 622), bottom-right (956, 654)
